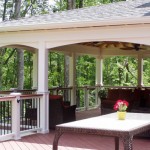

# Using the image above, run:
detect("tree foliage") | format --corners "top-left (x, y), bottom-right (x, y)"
top-left (103, 56), bottom-right (138, 86)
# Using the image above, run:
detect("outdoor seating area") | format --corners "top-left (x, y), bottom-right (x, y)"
top-left (25, 94), bottom-right (76, 129)
top-left (0, 0), bottom-right (149, 149)
top-left (101, 88), bottom-right (150, 115)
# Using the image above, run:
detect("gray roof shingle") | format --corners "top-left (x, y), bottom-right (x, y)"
top-left (0, 0), bottom-right (150, 31)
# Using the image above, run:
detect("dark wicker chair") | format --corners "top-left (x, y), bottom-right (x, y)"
top-left (63, 105), bottom-right (76, 123)
top-left (25, 108), bottom-right (37, 125)
top-left (25, 95), bottom-right (76, 129)
top-left (49, 95), bottom-right (76, 129)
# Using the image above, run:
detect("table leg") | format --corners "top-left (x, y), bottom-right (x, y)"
top-left (121, 136), bottom-right (133, 150)
top-left (115, 137), bottom-right (119, 150)
top-left (53, 130), bottom-right (63, 150)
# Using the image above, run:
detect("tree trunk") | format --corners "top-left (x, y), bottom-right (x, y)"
top-left (0, 0), bottom-right (8, 90)
top-left (14, 0), bottom-right (24, 90)
top-left (3, 0), bottom-right (7, 20)
top-left (14, 0), bottom-right (21, 19)
top-left (0, 50), bottom-right (4, 90)
top-left (79, 0), bottom-right (83, 8)
top-left (17, 49), bottom-right (24, 89)
top-left (64, 0), bottom-right (76, 101)
top-left (64, 55), bottom-right (69, 87)
top-left (67, 0), bottom-right (76, 10)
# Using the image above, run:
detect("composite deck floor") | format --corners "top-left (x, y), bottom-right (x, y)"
top-left (0, 108), bottom-right (150, 150)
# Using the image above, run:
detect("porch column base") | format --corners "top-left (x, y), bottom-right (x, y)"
top-left (38, 129), bottom-right (49, 134)
top-left (36, 91), bottom-right (49, 134)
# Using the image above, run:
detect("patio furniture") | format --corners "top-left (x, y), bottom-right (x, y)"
top-left (25, 95), bottom-right (76, 129)
top-left (49, 95), bottom-right (76, 129)
top-left (53, 112), bottom-right (150, 150)
top-left (101, 88), bottom-right (134, 114)
top-left (25, 108), bottom-right (37, 125)
top-left (131, 88), bottom-right (150, 113)
top-left (101, 88), bottom-right (150, 115)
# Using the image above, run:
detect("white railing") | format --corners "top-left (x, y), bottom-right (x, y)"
top-left (50, 85), bottom-right (150, 111)
top-left (0, 94), bottom-right (43, 141)
top-left (76, 85), bottom-right (101, 110)
top-left (49, 85), bottom-right (100, 110)
top-left (49, 87), bottom-right (72, 102)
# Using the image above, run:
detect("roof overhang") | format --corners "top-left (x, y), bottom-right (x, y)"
top-left (0, 17), bottom-right (150, 33)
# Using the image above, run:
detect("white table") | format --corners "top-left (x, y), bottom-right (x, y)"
top-left (53, 112), bottom-right (150, 150)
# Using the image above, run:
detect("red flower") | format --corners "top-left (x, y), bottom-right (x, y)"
top-left (113, 100), bottom-right (129, 112)
top-left (122, 100), bottom-right (129, 107)
top-left (113, 103), bottom-right (119, 110)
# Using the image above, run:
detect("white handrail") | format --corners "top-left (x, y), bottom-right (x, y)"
top-left (0, 94), bottom-right (43, 141)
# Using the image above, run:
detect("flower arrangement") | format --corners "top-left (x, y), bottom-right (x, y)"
top-left (113, 100), bottom-right (129, 112)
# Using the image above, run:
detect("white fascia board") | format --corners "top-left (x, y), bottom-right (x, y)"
top-left (0, 16), bottom-right (150, 32)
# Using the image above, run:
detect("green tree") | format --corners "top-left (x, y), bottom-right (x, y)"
top-left (103, 56), bottom-right (138, 86)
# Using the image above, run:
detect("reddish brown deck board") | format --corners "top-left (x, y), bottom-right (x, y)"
top-left (0, 108), bottom-right (150, 150)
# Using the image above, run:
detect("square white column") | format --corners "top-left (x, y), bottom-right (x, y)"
top-left (96, 57), bottom-right (103, 86)
top-left (137, 54), bottom-right (143, 88)
top-left (69, 53), bottom-right (76, 105)
top-left (32, 51), bottom-right (38, 89)
top-left (37, 41), bottom-right (49, 133)
top-left (38, 42), bottom-right (48, 92)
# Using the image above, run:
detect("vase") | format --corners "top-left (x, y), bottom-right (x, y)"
top-left (117, 111), bottom-right (126, 120)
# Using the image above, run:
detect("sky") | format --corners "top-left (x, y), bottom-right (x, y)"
top-left (49, 0), bottom-right (56, 5)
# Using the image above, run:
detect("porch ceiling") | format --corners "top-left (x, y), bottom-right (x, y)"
top-left (51, 42), bottom-right (150, 58)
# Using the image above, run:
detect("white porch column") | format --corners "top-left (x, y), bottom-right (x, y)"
top-left (95, 56), bottom-right (103, 108)
top-left (96, 57), bottom-right (103, 86)
top-left (37, 41), bottom-right (49, 133)
top-left (69, 53), bottom-right (76, 105)
top-left (32, 51), bottom-right (38, 89)
top-left (137, 54), bottom-right (144, 88)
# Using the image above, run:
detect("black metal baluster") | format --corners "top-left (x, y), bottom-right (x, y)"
top-left (34, 98), bottom-right (37, 128)
top-left (23, 100), bottom-right (27, 130)
top-left (20, 100), bottom-right (23, 131)
top-left (26, 99), bottom-right (30, 130)
top-left (39, 98), bottom-right (40, 128)
top-left (3, 102), bottom-right (6, 135)
top-left (22, 100), bottom-right (25, 130)
top-left (6, 101), bottom-right (9, 134)
top-left (0, 102), bottom-right (2, 135)
top-left (9, 101), bottom-right (11, 134)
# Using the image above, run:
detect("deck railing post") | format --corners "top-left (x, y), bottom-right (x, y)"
top-left (95, 86), bottom-right (100, 106)
top-left (11, 93), bottom-right (21, 140)
top-left (84, 86), bottom-right (89, 110)
top-left (37, 92), bottom-right (49, 134)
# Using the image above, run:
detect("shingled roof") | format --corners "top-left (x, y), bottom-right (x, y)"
top-left (0, 0), bottom-right (150, 32)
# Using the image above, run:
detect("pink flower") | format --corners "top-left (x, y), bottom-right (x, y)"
top-left (113, 100), bottom-right (129, 112)
top-left (123, 100), bottom-right (129, 107)
top-left (113, 103), bottom-right (119, 110)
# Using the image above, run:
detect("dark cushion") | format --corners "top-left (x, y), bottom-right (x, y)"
top-left (25, 108), bottom-right (37, 120)
top-left (119, 89), bottom-right (133, 101)
top-left (63, 105), bottom-right (76, 123)
top-left (49, 95), bottom-right (63, 100)
top-left (144, 89), bottom-right (150, 107)
top-left (107, 89), bottom-right (119, 101)
top-left (132, 88), bottom-right (142, 107)
top-left (102, 100), bottom-right (116, 108)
